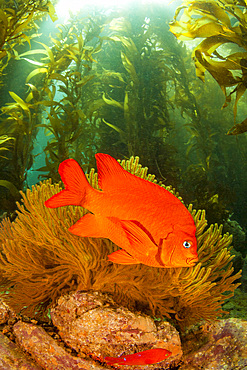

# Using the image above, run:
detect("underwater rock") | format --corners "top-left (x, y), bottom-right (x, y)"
top-left (0, 331), bottom-right (42, 370)
top-left (1, 295), bottom-right (246, 370)
top-left (180, 318), bottom-right (247, 370)
top-left (0, 298), bottom-right (12, 325)
top-left (13, 321), bottom-right (106, 370)
top-left (50, 291), bottom-right (182, 368)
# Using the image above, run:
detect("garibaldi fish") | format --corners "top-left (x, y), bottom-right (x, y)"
top-left (45, 153), bottom-right (198, 268)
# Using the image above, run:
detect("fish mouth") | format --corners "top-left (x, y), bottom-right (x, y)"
top-left (186, 257), bottom-right (198, 266)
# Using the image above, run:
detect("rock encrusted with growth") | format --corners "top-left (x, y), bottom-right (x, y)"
top-left (1, 293), bottom-right (247, 369)
top-left (0, 331), bottom-right (42, 370)
top-left (50, 291), bottom-right (182, 368)
top-left (0, 298), bottom-right (14, 325)
top-left (180, 318), bottom-right (247, 370)
top-left (13, 321), bottom-right (106, 370)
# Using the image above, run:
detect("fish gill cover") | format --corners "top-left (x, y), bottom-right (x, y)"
top-left (0, 156), bottom-right (241, 329)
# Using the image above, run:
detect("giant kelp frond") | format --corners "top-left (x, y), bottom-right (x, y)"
top-left (0, 157), bottom-right (241, 328)
top-left (0, 0), bottom-right (57, 83)
top-left (170, 0), bottom-right (247, 135)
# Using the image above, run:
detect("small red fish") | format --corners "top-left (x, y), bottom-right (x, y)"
top-left (104, 348), bottom-right (172, 365)
top-left (45, 153), bottom-right (198, 268)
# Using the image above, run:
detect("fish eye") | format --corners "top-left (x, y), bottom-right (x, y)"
top-left (183, 241), bottom-right (191, 249)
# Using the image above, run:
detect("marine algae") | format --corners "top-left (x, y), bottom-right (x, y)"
top-left (0, 0), bottom-right (57, 84)
top-left (0, 156), bottom-right (241, 328)
top-left (0, 0), bottom-right (57, 209)
top-left (170, 0), bottom-right (247, 135)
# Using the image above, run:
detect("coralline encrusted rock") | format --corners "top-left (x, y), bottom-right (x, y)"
top-left (50, 291), bottom-right (182, 368)
top-left (13, 321), bottom-right (106, 370)
top-left (0, 298), bottom-right (14, 325)
top-left (180, 318), bottom-right (247, 370)
top-left (0, 331), bottom-right (42, 370)
top-left (1, 292), bottom-right (247, 370)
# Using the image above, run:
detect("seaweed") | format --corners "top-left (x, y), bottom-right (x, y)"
top-left (0, 3), bottom-right (245, 233)
top-left (17, 8), bottom-right (184, 184)
top-left (0, 0), bottom-right (56, 84)
top-left (0, 88), bottom-right (43, 206)
top-left (15, 16), bottom-right (107, 180)
top-left (170, 0), bottom-right (247, 135)
top-left (95, 13), bottom-right (180, 182)
top-left (0, 0), bottom-right (57, 211)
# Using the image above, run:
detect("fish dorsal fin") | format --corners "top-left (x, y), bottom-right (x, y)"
top-left (96, 153), bottom-right (152, 192)
top-left (95, 153), bottom-right (183, 208)
top-left (96, 153), bottom-right (133, 191)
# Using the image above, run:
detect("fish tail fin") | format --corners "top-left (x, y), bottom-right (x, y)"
top-left (104, 356), bottom-right (128, 365)
top-left (45, 159), bottom-right (92, 208)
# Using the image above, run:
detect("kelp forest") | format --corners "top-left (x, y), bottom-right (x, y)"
top-left (0, 0), bottom-right (247, 224)
top-left (0, 0), bottom-right (247, 325)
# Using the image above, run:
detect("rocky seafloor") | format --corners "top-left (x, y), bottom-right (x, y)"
top-left (0, 290), bottom-right (247, 370)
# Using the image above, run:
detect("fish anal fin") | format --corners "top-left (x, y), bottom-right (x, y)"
top-left (108, 249), bottom-right (140, 265)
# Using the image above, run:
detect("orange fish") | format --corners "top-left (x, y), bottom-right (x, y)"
top-left (45, 153), bottom-right (198, 268)
top-left (104, 348), bottom-right (172, 365)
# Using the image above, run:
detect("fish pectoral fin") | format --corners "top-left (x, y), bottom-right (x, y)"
top-left (69, 213), bottom-right (106, 238)
top-left (70, 215), bottom-right (134, 250)
top-left (120, 220), bottom-right (157, 256)
top-left (108, 249), bottom-right (141, 265)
